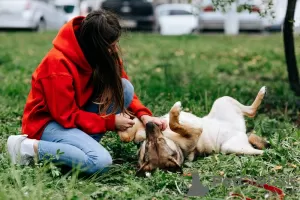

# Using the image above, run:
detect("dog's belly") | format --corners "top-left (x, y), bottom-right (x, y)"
top-left (196, 118), bottom-right (245, 154)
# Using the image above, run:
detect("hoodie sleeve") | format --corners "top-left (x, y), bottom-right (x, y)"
top-left (121, 68), bottom-right (153, 118)
top-left (39, 74), bottom-right (116, 134)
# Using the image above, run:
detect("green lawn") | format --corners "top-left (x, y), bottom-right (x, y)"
top-left (0, 31), bottom-right (299, 199)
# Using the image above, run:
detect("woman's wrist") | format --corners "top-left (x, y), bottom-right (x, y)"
top-left (140, 115), bottom-right (150, 124)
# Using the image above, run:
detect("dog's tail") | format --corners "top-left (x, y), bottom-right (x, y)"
top-left (169, 101), bottom-right (202, 138)
top-left (248, 133), bottom-right (270, 150)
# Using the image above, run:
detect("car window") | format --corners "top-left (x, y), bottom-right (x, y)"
top-left (169, 9), bottom-right (192, 15)
top-left (37, 0), bottom-right (50, 3)
top-left (158, 9), bottom-right (170, 16)
top-left (55, 5), bottom-right (75, 14)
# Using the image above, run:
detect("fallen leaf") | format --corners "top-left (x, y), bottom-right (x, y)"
top-left (155, 67), bottom-right (162, 73)
top-left (183, 173), bottom-right (192, 177)
top-left (288, 163), bottom-right (297, 168)
top-left (273, 166), bottom-right (282, 170)
top-left (190, 54), bottom-right (196, 59)
top-left (174, 50), bottom-right (185, 56)
top-left (219, 171), bottom-right (224, 176)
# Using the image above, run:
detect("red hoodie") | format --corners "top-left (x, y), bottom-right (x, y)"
top-left (21, 16), bottom-right (152, 140)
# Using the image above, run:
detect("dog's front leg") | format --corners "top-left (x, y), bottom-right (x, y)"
top-left (118, 118), bottom-right (144, 142)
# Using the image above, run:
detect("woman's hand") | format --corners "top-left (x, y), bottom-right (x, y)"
top-left (115, 113), bottom-right (135, 131)
top-left (140, 115), bottom-right (167, 131)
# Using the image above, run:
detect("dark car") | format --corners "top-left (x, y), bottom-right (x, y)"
top-left (101, 0), bottom-right (155, 31)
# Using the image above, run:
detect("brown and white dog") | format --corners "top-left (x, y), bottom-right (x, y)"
top-left (118, 86), bottom-right (270, 174)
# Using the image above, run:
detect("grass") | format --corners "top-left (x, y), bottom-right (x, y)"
top-left (0, 30), bottom-right (300, 199)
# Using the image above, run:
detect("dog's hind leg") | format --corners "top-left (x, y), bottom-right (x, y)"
top-left (231, 86), bottom-right (266, 118)
top-left (209, 86), bottom-right (266, 120)
top-left (169, 101), bottom-right (202, 139)
top-left (222, 145), bottom-right (264, 155)
top-left (248, 133), bottom-right (270, 149)
top-left (221, 136), bottom-right (264, 155)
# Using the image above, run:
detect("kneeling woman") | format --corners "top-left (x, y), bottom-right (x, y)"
top-left (7, 10), bottom-right (167, 175)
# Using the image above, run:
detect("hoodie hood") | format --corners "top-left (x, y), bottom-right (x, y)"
top-left (52, 16), bottom-right (92, 72)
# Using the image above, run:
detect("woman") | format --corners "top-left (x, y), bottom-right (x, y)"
top-left (7, 10), bottom-right (167, 175)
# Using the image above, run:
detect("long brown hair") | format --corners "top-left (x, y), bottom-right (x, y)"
top-left (76, 10), bottom-right (129, 116)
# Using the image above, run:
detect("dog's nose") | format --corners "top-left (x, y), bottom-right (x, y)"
top-left (146, 122), bottom-right (155, 130)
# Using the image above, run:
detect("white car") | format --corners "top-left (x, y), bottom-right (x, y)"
top-left (83, 0), bottom-right (104, 12)
top-left (79, 0), bottom-right (90, 16)
top-left (54, 0), bottom-right (81, 22)
top-left (198, 0), bottom-right (264, 32)
top-left (263, 0), bottom-right (300, 32)
top-left (154, 4), bottom-right (200, 35)
top-left (0, 0), bottom-right (67, 32)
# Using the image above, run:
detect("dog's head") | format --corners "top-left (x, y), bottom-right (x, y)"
top-left (136, 122), bottom-right (184, 177)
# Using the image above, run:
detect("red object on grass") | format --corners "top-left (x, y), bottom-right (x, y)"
top-left (230, 178), bottom-right (285, 200)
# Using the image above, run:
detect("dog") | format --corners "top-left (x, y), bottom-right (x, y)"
top-left (118, 86), bottom-right (270, 174)
top-left (135, 121), bottom-right (185, 176)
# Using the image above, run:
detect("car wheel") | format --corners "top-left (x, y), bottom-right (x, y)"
top-left (191, 28), bottom-right (199, 35)
top-left (35, 19), bottom-right (47, 33)
top-left (157, 26), bottom-right (162, 35)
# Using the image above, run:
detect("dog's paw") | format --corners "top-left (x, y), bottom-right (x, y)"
top-left (170, 101), bottom-right (182, 116)
top-left (259, 86), bottom-right (267, 95)
top-left (258, 86), bottom-right (267, 100)
top-left (173, 101), bottom-right (182, 109)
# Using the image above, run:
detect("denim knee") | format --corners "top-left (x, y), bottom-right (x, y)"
top-left (85, 149), bottom-right (113, 174)
top-left (121, 78), bottom-right (134, 108)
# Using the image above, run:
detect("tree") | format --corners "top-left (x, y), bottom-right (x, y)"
top-left (210, 0), bottom-right (300, 96)
top-left (283, 0), bottom-right (300, 95)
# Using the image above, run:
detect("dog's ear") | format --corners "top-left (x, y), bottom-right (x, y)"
top-left (168, 157), bottom-right (183, 174)
top-left (135, 162), bottom-right (150, 177)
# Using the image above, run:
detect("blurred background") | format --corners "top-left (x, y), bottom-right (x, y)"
top-left (0, 0), bottom-right (300, 35)
top-left (1, 2), bottom-right (300, 199)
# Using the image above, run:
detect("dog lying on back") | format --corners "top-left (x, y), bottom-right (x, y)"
top-left (118, 86), bottom-right (270, 174)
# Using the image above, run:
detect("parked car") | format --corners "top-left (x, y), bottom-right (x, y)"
top-left (154, 3), bottom-right (200, 35)
top-left (260, 0), bottom-right (284, 32)
top-left (263, 0), bottom-right (300, 32)
top-left (79, 0), bottom-right (90, 16)
top-left (0, 0), bottom-right (67, 32)
top-left (101, 0), bottom-right (155, 31)
top-left (54, 0), bottom-right (81, 22)
top-left (83, 0), bottom-right (104, 12)
top-left (198, 0), bottom-right (264, 32)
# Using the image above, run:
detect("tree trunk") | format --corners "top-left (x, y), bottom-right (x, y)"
top-left (283, 0), bottom-right (300, 95)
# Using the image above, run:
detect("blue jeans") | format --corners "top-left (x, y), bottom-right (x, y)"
top-left (37, 78), bottom-right (134, 175)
